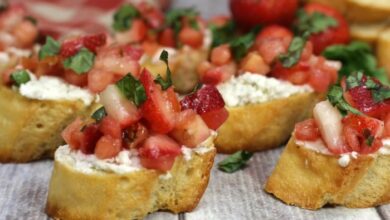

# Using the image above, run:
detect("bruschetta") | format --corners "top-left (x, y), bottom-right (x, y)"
top-left (46, 68), bottom-right (228, 219)
top-left (266, 73), bottom-right (390, 209)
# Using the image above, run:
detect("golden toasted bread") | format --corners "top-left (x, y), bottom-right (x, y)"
top-left (265, 137), bottom-right (390, 210)
top-left (350, 21), bottom-right (389, 44)
top-left (46, 143), bottom-right (216, 220)
top-left (377, 28), bottom-right (390, 77)
top-left (215, 92), bottom-right (321, 153)
top-left (0, 85), bottom-right (95, 162)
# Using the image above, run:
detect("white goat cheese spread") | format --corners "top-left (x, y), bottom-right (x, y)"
top-left (297, 137), bottom-right (390, 167)
top-left (56, 132), bottom-right (216, 175)
top-left (19, 74), bottom-right (94, 106)
top-left (217, 73), bottom-right (313, 107)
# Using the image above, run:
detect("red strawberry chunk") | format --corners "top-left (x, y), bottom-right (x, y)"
top-left (79, 124), bottom-right (102, 154)
top-left (99, 116), bottom-right (122, 139)
top-left (94, 135), bottom-right (122, 159)
top-left (295, 119), bottom-right (321, 141)
top-left (122, 44), bottom-right (144, 60)
top-left (82, 33), bottom-right (107, 53)
top-left (200, 107), bottom-right (229, 130)
top-left (139, 69), bottom-right (176, 134)
top-left (170, 109), bottom-right (211, 148)
top-left (139, 135), bottom-right (181, 172)
top-left (60, 38), bottom-right (83, 58)
top-left (62, 117), bottom-right (83, 149)
top-left (180, 85), bottom-right (226, 115)
top-left (60, 33), bottom-right (107, 58)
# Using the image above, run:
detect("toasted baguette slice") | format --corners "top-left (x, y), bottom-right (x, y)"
top-left (46, 141), bottom-right (216, 220)
top-left (0, 85), bottom-right (95, 162)
top-left (265, 137), bottom-right (390, 209)
top-left (215, 92), bottom-right (321, 153)
top-left (377, 28), bottom-right (390, 78)
top-left (350, 21), bottom-right (389, 44)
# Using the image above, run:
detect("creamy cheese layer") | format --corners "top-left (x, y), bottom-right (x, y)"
top-left (296, 137), bottom-right (390, 167)
top-left (217, 73), bottom-right (313, 107)
top-left (19, 74), bottom-right (94, 106)
top-left (56, 133), bottom-right (216, 175)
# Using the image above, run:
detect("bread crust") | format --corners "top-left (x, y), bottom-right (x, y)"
top-left (46, 147), bottom-right (216, 220)
top-left (377, 28), bottom-right (390, 78)
top-left (215, 92), bottom-right (321, 153)
top-left (0, 85), bottom-right (95, 162)
top-left (265, 137), bottom-right (390, 209)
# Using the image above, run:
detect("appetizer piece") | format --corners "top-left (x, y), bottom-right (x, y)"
top-left (0, 33), bottom-right (143, 162)
top-left (111, 4), bottom-right (211, 94)
top-left (46, 67), bottom-right (228, 219)
top-left (199, 6), bottom-right (346, 153)
top-left (265, 73), bottom-right (390, 209)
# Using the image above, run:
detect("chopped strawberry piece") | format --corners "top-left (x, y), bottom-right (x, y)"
top-left (87, 69), bottom-right (116, 93)
top-left (62, 117), bottom-right (83, 149)
top-left (181, 85), bottom-right (226, 114)
top-left (308, 56), bottom-right (338, 92)
top-left (122, 45), bottom-right (144, 60)
top-left (139, 69), bottom-right (176, 134)
top-left (200, 63), bottom-right (235, 85)
top-left (79, 124), bottom-right (102, 154)
top-left (94, 135), bottom-right (122, 159)
top-left (384, 114), bottom-right (390, 137)
top-left (240, 52), bottom-right (270, 74)
top-left (99, 116), bottom-right (122, 139)
top-left (271, 60), bottom-right (311, 85)
top-left (211, 44), bottom-right (232, 66)
top-left (139, 135), bottom-right (181, 172)
top-left (165, 87), bottom-right (181, 112)
top-left (100, 85), bottom-right (141, 127)
top-left (63, 70), bottom-right (88, 87)
top-left (342, 114), bottom-right (384, 154)
top-left (82, 33), bottom-right (107, 53)
top-left (123, 123), bottom-right (149, 149)
top-left (295, 119), bottom-right (321, 141)
top-left (170, 109), bottom-right (211, 148)
top-left (60, 38), bottom-right (83, 58)
top-left (158, 28), bottom-right (176, 47)
top-left (178, 26), bottom-right (204, 48)
top-left (200, 107), bottom-right (229, 130)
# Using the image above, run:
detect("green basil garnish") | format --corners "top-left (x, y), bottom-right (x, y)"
top-left (154, 50), bottom-right (173, 90)
top-left (165, 8), bottom-right (199, 39)
top-left (218, 151), bottom-right (253, 173)
top-left (327, 85), bottom-right (362, 115)
top-left (63, 48), bottom-right (95, 74)
top-left (39, 36), bottom-right (60, 60)
top-left (210, 20), bottom-right (236, 48)
top-left (229, 26), bottom-right (260, 61)
top-left (91, 106), bottom-right (107, 122)
top-left (112, 4), bottom-right (140, 32)
top-left (10, 69), bottom-right (30, 87)
top-left (116, 74), bottom-right (147, 106)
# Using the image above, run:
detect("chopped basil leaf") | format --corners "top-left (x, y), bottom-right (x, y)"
top-left (91, 107), bottom-right (107, 122)
top-left (372, 87), bottom-right (390, 103)
top-left (218, 151), bottom-right (253, 173)
top-left (116, 74), bottom-right (147, 106)
top-left (345, 72), bottom-right (363, 89)
top-left (295, 10), bottom-right (338, 36)
top-left (10, 69), bottom-right (30, 87)
top-left (112, 4), bottom-right (140, 32)
top-left (38, 36), bottom-right (60, 60)
top-left (63, 48), bottom-right (95, 74)
top-left (230, 26), bottom-right (260, 61)
top-left (210, 20), bottom-right (236, 48)
top-left (279, 36), bottom-right (306, 68)
top-left (165, 8), bottom-right (199, 41)
top-left (327, 85), bottom-right (362, 115)
top-left (323, 41), bottom-right (389, 85)
top-left (154, 50), bottom-right (173, 90)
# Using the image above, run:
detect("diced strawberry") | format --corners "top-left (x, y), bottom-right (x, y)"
top-left (100, 85), bottom-right (141, 127)
top-left (384, 114), bottom-right (390, 137)
top-left (158, 28), bottom-right (176, 47)
top-left (79, 124), bottom-right (102, 154)
top-left (211, 44), bottom-right (232, 66)
top-left (200, 64), bottom-right (235, 85)
top-left (181, 84), bottom-right (226, 114)
top-left (99, 116), bottom-right (122, 139)
top-left (63, 69), bottom-right (88, 87)
top-left (61, 117), bottom-right (83, 149)
top-left (136, 2), bottom-right (164, 29)
top-left (178, 26), bottom-right (204, 48)
top-left (123, 123), bottom-right (149, 149)
top-left (240, 52), bottom-right (270, 74)
top-left (308, 56), bottom-right (338, 92)
top-left (87, 69), bottom-right (115, 93)
top-left (294, 119), bottom-right (321, 141)
top-left (122, 44), bottom-right (144, 60)
top-left (165, 87), bottom-right (181, 112)
top-left (139, 69), bottom-right (176, 134)
top-left (94, 135), bottom-right (122, 159)
top-left (313, 101), bottom-right (349, 154)
top-left (200, 107), bottom-right (229, 130)
top-left (60, 38), bottom-right (83, 58)
top-left (170, 109), bottom-right (211, 148)
top-left (127, 19), bottom-right (148, 43)
top-left (271, 61), bottom-right (311, 85)
top-left (82, 33), bottom-right (107, 53)
top-left (342, 114), bottom-right (384, 154)
top-left (139, 134), bottom-right (181, 172)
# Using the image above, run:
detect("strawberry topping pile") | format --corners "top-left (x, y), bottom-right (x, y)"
top-left (62, 62), bottom-right (228, 172)
top-left (295, 73), bottom-right (390, 155)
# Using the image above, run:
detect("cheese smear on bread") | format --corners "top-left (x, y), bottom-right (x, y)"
top-left (217, 72), bottom-right (313, 107)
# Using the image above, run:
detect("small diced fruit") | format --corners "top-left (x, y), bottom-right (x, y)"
top-left (100, 85), bottom-right (141, 127)
top-left (139, 135), bottom-right (181, 172)
top-left (122, 44), bottom-right (144, 60)
top-left (181, 85), bottom-right (226, 114)
top-left (294, 119), bottom-right (321, 141)
top-left (62, 117), bottom-right (83, 149)
top-left (88, 69), bottom-right (115, 93)
top-left (200, 107), bottom-right (229, 130)
top-left (240, 52), bottom-right (270, 74)
top-left (79, 124), bottom-right (102, 154)
top-left (99, 116), bottom-right (122, 139)
top-left (384, 114), bottom-right (390, 137)
top-left (63, 69), bottom-right (88, 87)
top-left (123, 123), bottom-right (149, 149)
top-left (94, 135), bottom-right (122, 159)
top-left (211, 44), bottom-right (232, 66)
top-left (140, 69), bottom-right (176, 134)
top-left (158, 28), bottom-right (176, 47)
top-left (178, 26), bottom-right (203, 48)
top-left (313, 100), bottom-right (348, 154)
top-left (170, 109), bottom-right (211, 148)
top-left (271, 61), bottom-right (310, 85)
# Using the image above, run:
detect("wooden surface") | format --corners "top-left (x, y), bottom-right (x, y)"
top-left (0, 0), bottom-right (389, 219)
